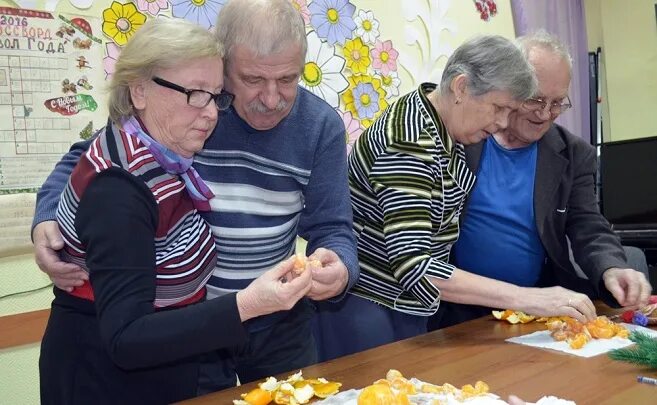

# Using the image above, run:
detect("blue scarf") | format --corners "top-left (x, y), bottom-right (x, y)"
top-left (121, 116), bottom-right (214, 211)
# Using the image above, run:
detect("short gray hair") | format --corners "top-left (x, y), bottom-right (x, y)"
top-left (516, 29), bottom-right (573, 71)
top-left (108, 18), bottom-right (224, 124)
top-left (215, 0), bottom-right (307, 70)
top-left (440, 35), bottom-right (536, 100)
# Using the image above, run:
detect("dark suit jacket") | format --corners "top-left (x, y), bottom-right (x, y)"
top-left (464, 124), bottom-right (627, 304)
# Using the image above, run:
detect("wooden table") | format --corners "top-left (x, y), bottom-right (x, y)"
top-left (182, 312), bottom-right (656, 404)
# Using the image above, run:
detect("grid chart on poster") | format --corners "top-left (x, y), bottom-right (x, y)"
top-left (0, 54), bottom-right (73, 189)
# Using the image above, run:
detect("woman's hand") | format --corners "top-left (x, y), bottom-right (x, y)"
top-left (236, 256), bottom-right (313, 322)
top-left (515, 286), bottom-right (597, 323)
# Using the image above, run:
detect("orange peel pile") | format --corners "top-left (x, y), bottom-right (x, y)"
top-left (234, 371), bottom-right (341, 405)
top-left (357, 369), bottom-right (491, 404)
top-left (546, 315), bottom-right (629, 349)
top-left (493, 310), bottom-right (630, 349)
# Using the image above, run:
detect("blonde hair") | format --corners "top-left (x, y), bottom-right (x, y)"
top-left (215, 0), bottom-right (307, 71)
top-left (108, 18), bottom-right (224, 124)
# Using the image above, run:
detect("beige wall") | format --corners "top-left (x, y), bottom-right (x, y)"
top-left (585, 0), bottom-right (657, 142)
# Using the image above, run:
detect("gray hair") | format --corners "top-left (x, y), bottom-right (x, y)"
top-left (516, 29), bottom-right (573, 71)
top-left (440, 35), bottom-right (536, 100)
top-left (215, 0), bottom-right (307, 70)
top-left (108, 18), bottom-right (224, 124)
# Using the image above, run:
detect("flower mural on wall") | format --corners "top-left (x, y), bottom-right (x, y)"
top-left (353, 9), bottom-right (379, 44)
top-left (342, 74), bottom-right (388, 128)
top-left (371, 40), bottom-right (398, 75)
top-left (379, 71), bottom-right (401, 99)
top-left (474, 0), bottom-right (498, 21)
top-left (343, 37), bottom-right (370, 74)
top-left (398, 0), bottom-right (456, 87)
top-left (102, 1), bottom-right (147, 46)
top-left (309, 0), bottom-right (356, 45)
top-left (137, 0), bottom-right (170, 16)
top-left (290, 0), bottom-right (311, 25)
top-left (297, 3), bottom-right (399, 138)
top-left (300, 31), bottom-right (349, 108)
top-left (342, 110), bottom-right (363, 155)
top-left (171, 0), bottom-right (225, 29)
top-left (103, 41), bottom-right (121, 80)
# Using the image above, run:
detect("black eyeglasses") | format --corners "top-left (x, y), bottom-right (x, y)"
top-left (152, 77), bottom-right (234, 111)
top-left (521, 95), bottom-right (572, 116)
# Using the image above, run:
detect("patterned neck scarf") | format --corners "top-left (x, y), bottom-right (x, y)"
top-left (121, 116), bottom-right (214, 211)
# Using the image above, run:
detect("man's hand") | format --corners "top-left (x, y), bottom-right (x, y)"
top-left (306, 248), bottom-right (349, 300)
top-left (33, 221), bottom-right (86, 291)
top-left (603, 267), bottom-right (652, 308)
top-left (236, 256), bottom-right (313, 321)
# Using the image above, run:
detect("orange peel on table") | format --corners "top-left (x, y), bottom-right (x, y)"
top-left (358, 369), bottom-right (491, 404)
top-left (293, 253), bottom-right (322, 275)
top-left (546, 315), bottom-right (629, 349)
top-left (234, 371), bottom-right (341, 405)
top-left (492, 309), bottom-right (536, 324)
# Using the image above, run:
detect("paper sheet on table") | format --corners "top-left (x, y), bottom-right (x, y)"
top-left (506, 323), bottom-right (657, 357)
top-left (315, 378), bottom-right (575, 404)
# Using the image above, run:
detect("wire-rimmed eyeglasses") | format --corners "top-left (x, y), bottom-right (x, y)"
top-left (152, 77), bottom-right (234, 111)
top-left (521, 95), bottom-right (572, 116)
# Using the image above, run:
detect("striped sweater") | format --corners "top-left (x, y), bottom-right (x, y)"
top-left (36, 87), bottom-right (358, 316)
top-left (56, 122), bottom-right (217, 307)
top-left (347, 83), bottom-right (476, 316)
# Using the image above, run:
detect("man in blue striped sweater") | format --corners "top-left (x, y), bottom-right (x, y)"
top-left (31, 0), bottom-right (357, 395)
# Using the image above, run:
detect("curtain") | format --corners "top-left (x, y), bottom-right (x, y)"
top-left (511, 0), bottom-right (590, 141)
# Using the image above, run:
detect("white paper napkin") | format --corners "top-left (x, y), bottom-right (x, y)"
top-left (505, 323), bottom-right (657, 357)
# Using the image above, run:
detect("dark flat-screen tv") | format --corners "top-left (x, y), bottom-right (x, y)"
top-left (600, 136), bottom-right (657, 228)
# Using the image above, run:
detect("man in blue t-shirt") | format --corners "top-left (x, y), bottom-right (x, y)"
top-left (429, 31), bottom-right (651, 330)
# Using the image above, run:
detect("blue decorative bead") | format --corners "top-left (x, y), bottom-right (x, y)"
top-left (633, 312), bottom-right (649, 326)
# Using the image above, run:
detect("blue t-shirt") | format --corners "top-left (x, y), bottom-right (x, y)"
top-left (452, 136), bottom-right (545, 286)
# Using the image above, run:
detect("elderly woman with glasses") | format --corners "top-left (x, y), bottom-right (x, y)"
top-left (39, 18), bottom-right (312, 404)
top-left (427, 30), bottom-right (652, 331)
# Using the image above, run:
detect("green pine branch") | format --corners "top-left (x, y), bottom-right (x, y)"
top-left (609, 332), bottom-right (657, 368)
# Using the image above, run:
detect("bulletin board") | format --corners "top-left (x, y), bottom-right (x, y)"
top-left (0, 6), bottom-right (106, 193)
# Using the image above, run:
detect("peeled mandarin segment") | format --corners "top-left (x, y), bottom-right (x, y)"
top-left (242, 388), bottom-right (273, 405)
top-left (357, 384), bottom-right (396, 405)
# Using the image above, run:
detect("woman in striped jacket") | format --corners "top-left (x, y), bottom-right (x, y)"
top-left (314, 35), bottom-right (537, 362)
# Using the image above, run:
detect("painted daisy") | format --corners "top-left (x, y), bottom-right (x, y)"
top-left (342, 74), bottom-right (388, 128)
top-left (343, 37), bottom-right (370, 74)
top-left (353, 9), bottom-right (379, 44)
top-left (378, 71), bottom-right (401, 99)
top-left (371, 40), bottom-right (398, 75)
top-left (102, 1), bottom-right (147, 46)
top-left (171, 0), bottom-right (225, 29)
top-left (309, 0), bottom-right (356, 46)
top-left (300, 31), bottom-right (349, 108)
